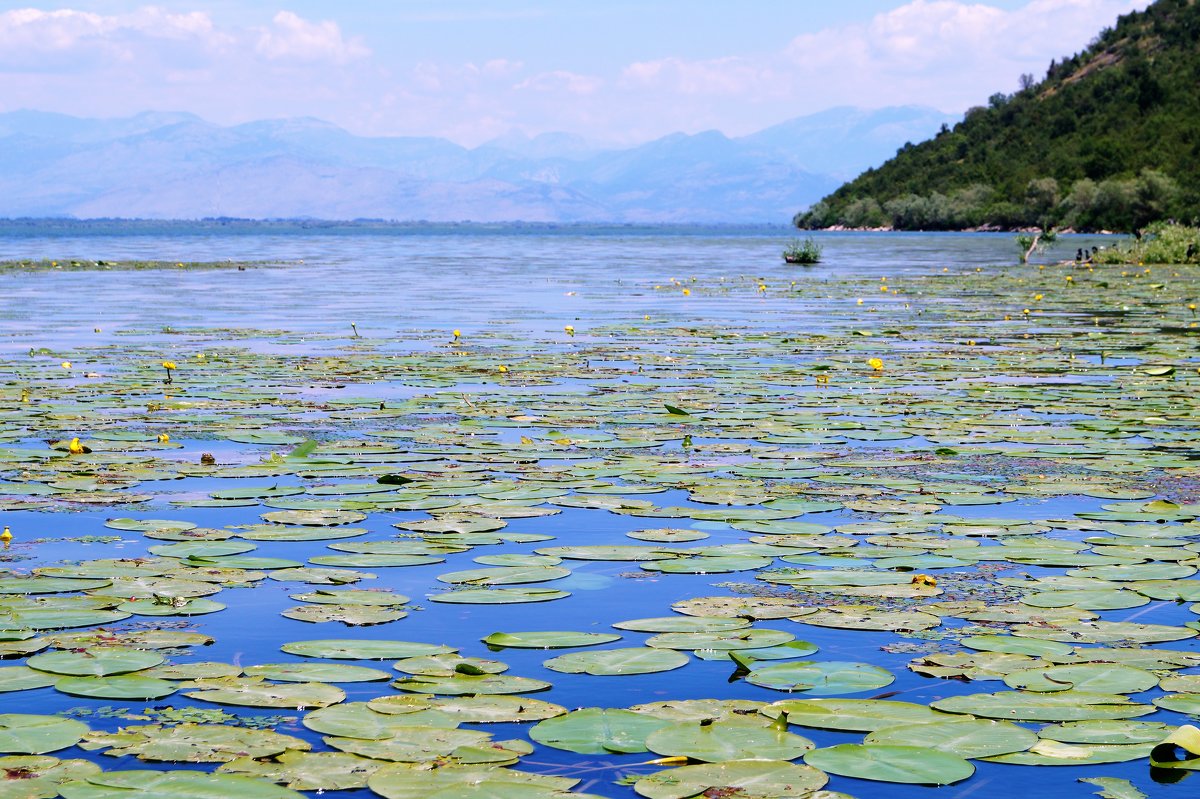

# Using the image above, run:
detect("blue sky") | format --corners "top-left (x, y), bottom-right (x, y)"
top-left (0, 0), bottom-right (1151, 145)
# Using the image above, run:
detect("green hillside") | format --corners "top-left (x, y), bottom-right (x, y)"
top-left (796, 0), bottom-right (1200, 232)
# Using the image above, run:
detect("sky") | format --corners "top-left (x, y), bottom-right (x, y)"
top-left (0, 0), bottom-right (1153, 147)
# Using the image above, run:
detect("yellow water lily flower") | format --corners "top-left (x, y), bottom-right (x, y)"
top-left (497, 365), bottom-right (508, 373)
top-left (911, 574), bottom-right (937, 587)
top-left (157, 433), bottom-right (171, 444)
top-left (681, 288), bottom-right (691, 296)
top-left (1, 526), bottom-right (12, 542)
top-left (68, 437), bottom-right (85, 455)
top-left (452, 329), bottom-right (461, 340)
top-left (61, 361), bottom-right (71, 369)
top-left (162, 361), bottom-right (177, 370)
top-left (564, 325), bottom-right (575, 335)
top-left (868, 358), bottom-right (884, 371)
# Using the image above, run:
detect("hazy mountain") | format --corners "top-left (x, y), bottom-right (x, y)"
top-left (0, 105), bottom-right (954, 223)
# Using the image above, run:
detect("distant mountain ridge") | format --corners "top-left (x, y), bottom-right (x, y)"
top-left (0, 106), bottom-right (955, 223)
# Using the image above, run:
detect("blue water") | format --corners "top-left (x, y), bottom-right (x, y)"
top-left (0, 225), bottom-right (1184, 799)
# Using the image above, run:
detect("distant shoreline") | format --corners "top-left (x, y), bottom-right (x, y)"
top-left (0, 218), bottom-right (792, 236)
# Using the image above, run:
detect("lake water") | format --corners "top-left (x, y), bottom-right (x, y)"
top-left (0, 226), bottom-right (1195, 799)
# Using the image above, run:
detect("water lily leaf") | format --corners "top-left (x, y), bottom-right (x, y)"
top-left (367, 765), bottom-right (578, 799)
top-left (104, 518), bottom-right (196, 533)
top-left (961, 634), bottom-right (1074, 658)
top-left (430, 588), bottom-right (570, 604)
top-left (260, 510), bottom-right (366, 526)
top-left (1078, 777), bottom-right (1148, 799)
top-left (308, 554), bottom-right (443, 568)
top-left (57, 769), bottom-right (305, 798)
top-left (612, 616), bottom-right (751, 633)
top-left (435, 566), bottom-right (570, 585)
top-left (671, 595), bottom-right (815, 620)
top-left (324, 726), bottom-right (492, 761)
top-left (805, 744), bottom-right (973, 785)
top-left (795, 607), bottom-right (941, 632)
top-left (931, 691), bottom-right (1154, 721)
top-left (482, 631), bottom-right (622, 649)
top-left (0, 715), bottom-right (89, 755)
top-left (392, 654), bottom-right (507, 677)
top-left (529, 708), bottom-right (671, 754)
top-left (746, 660), bottom-right (894, 695)
top-left (281, 639), bottom-right (455, 660)
top-left (1039, 720), bottom-right (1174, 744)
top-left (368, 694), bottom-right (567, 723)
top-left (115, 598), bottom-right (226, 616)
top-left (543, 647), bottom-right (689, 676)
top-left (633, 759), bottom-right (827, 799)
top-left (1011, 620), bottom-right (1197, 644)
top-left (984, 740), bottom-right (1154, 765)
top-left (392, 673), bottom-right (551, 696)
top-left (54, 675), bottom-right (177, 700)
top-left (27, 648), bottom-right (164, 676)
top-left (85, 723), bottom-right (310, 763)
top-left (534, 545), bottom-right (676, 561)
top-left (1002, 663), bottom-right (1159, 694)
top-left (645, 629), bottom-right (794, 651)
top-left (0, 577), bottom-right (111, 598)
top-left (0, 755), bottom-right (100, 798)
top-left (1149, 724), bottom-right (1200, 769)
top-left (243, 662), bottom-right (391, 682)
top-left (644, 719), bottom-right (814, 762)
top-left (217, 750), bottom-right (383, 791)
top-left (866, 718), bottom-right (1037, 758)
top-left (183, 677), bottom-right (345, 708)
top-left (281, 604), bottom-right (407, 625)
top-left (301, 702), bottom-right (457, 739)
top-left (764, 698), bottom-right (960, 731)
top-left (0, 667), bottom-right (60, 693)
top-left (291, 588), bottom-right (409, 606)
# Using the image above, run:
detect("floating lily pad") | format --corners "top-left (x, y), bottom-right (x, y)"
top-left (747, 660), bottom-right (894, 695)
top-left (281, 639), bottom-right (455, 660)
top-left (634, 759), bottom-right (827, 799)
top-left (543, 647), bottom-right (689, 676)
top-left (0, 715), bottom-right (89, 755)
top-left (805, 743), bottom-right (973, 785)
top-left (529, 708), bottom-right (671, 754)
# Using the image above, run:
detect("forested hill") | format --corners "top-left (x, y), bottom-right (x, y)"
top-left (796, 0), bottom-right (1200, 233)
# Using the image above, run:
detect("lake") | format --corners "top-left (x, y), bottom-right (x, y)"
top-left (0, 225), bottom-right (1195, 799)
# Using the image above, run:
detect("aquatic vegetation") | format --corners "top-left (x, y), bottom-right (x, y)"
top-left (782, 237), bottom-right (822, 264)
top-left (0, 241), bottom-right (1198, 799)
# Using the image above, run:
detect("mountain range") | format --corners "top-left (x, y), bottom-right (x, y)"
top-left (0, 106), bottom-right (955, 224)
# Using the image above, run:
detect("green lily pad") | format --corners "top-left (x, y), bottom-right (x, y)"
top-left (482, 631), bottom-right (622, 649)
top-left (543, 647), bottom-right (689, 676)
top-left (243, 663), bottom-right (392, 682)
top-left (54, 675), bottom-right (177, 700)
top-left (746, 660), bottom-right (894, 695)
top-left (0, 715), bottom-right (89, 755)
top-left (805, 743), bottom-right (974, 785)
top-left (58, 769), bottom-right (305, 798)
top-left (183, 677), bottom-right (345, 708)
top-left (529, 708), bottom-right (671, 754)
top-left (281, 639), bottom-right (455, 660)
top-left (866, 718), bottom-right (1037, 758)
top-left (634, 759), bottom-right (827, 799)
top-left (27, 648), bottom-right (164, 677)
top-left (644, 719), bottom-right (814, 762)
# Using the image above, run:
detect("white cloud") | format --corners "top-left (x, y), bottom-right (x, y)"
top-left (255, 11), bottom-right (368, 64)
top-left (515, 70), bottom-right (602, 95)
top-left (621, 56), bottom-right (779, 96)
